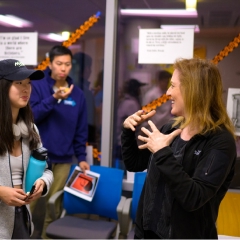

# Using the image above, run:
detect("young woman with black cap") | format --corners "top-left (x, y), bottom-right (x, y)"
top-left (0, 59), bottom-right (53, 239)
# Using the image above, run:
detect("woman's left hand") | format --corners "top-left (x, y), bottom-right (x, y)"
top-left (25, 179), bottom-right (45, 203)
top-left (138, 120), bottom-right (182, 153)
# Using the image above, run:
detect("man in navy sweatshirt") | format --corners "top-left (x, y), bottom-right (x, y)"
top-left (30, 45), bottom-right (89, 239)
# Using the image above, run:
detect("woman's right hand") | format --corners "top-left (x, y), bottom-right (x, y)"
top-left (0, 186), bottom-right (27, 206)
top-left (123, 110), bottom-right (156, 131)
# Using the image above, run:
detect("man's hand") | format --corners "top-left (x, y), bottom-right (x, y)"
top-left (123, 110), bottom-right (156, 131)
top-left (79, 161), bottom-right (90, 174)
top-left (53, 84), bottom-right (74, 100)
top-left (138, 120), bottom-right (182, 153)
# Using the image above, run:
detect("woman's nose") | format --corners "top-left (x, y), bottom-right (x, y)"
top-left (166, 87), bottom-right (170, 95)
top-left (23, 84), bottom-right (30, 91)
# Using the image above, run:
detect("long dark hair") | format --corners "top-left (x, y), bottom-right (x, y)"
top-left (0, 79), bottom-right (40, 155)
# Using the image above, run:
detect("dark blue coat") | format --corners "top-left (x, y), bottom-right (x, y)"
top-left (30, 70), bottom-right (88, 164)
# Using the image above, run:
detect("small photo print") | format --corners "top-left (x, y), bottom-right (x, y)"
top-left (64, 166), bottom-right (100, 202)
top-left (71, 172), bottom-right (97, 197)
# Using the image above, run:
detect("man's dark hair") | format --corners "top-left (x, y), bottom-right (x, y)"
top-left (49, 45), bottom-right (73, 62)
top-left (158, 70), bottom-right (172, 81)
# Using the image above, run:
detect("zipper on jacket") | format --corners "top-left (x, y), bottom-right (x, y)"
top-left (205, 155), bottom-right (215, 175)
top-left (147, 154), bottom-right (153, 171)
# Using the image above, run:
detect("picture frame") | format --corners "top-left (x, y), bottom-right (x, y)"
top-left (226, 88), bottom-right (240, 136)
top-left (64, 166), bottom-right (100, 202)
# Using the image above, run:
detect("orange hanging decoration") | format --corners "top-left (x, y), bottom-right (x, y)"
top-left (86, 143), bottom-right (101, 162)
top-left (141, 33), bottom-right (240, 113)
top-left (211, 33), bottom-right (240, 65)
top-left (93, 148), bottom-right (101, 161)
top-left (35, 12), bottom-right (101, 71)
top-left (141, 94), bottom-right (171, 113)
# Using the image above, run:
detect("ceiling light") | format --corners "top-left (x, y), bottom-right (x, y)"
top-left (39, 33), bottom-right (66, 42)
top-left (185, 0), bottom-right (197, 10)
top-left (0, 14), bottom-right (33, 27)
top-left (62, 31), bottom-right (70, 40)
top-left (160, 24), bottom-right (200, 32)
top-left (120, 9), bottom-right (198, 17)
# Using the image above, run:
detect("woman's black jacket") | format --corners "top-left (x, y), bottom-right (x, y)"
top-left (121, 122), bottom-right (236, 239)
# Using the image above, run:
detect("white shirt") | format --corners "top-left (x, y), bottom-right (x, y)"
top-left (10, 154), bottom-right (23, 186)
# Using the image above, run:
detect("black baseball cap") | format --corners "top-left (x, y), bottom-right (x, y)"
top-left (0, 59), bottom-right (44, 81)
top-left (128, 79), bottom-right (147, 89)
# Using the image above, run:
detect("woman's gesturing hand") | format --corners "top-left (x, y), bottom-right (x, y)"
top-left (123, 110), bottom-right (156, 131)
top-left (138, 120), bottom-right (182, 153)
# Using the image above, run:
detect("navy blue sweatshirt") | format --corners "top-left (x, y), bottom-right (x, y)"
top-left (30, 71), bottom-right (88, 163)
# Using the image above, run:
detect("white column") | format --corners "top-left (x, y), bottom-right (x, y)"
top-left (101, 0), bottom-right (118, 166)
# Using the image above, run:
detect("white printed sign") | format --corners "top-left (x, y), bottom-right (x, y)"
top-left (138, 29), bottom-right (194, 64)
top-left (0, 32), bottom-right (38, 65)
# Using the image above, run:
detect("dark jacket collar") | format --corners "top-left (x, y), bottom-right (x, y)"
top-left (161, 120), bottom-right (214, 140)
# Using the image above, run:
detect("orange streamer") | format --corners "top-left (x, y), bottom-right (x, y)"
top-left (35, 13), bottom-right (100, 71)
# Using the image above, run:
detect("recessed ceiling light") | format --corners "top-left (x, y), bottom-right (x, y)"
top-left (39, 33), bottom-right (65, 42)
top-left (62, 31), bottom-right (70, 40)
top-left (120, 9), bottom-right (198, 18)
top-left (160, 24), bottom-right (200, 32)
top-left (0, 14), bottom-right (33, 27)
top-left (185, 0), bottom-right (197, 10)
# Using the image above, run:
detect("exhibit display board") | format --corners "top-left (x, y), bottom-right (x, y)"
top-left (138, 29), bottom-right (194, 64)
top-left (0, 32), bottom-right (38, 65)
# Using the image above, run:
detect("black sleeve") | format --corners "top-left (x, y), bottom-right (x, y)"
top-left (121, 126), bottom-right (151, 172)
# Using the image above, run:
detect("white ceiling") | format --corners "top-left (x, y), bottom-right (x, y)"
top-left (0, 0), bottom-right (240, 44)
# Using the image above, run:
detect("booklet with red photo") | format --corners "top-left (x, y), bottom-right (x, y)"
top-left (64, 166), bottom-right (100, 202)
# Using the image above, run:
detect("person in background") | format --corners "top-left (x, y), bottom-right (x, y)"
top-left (0, 59), bottom-right (53, 239)
top-left (30, 45), bottom-right (89, 239)
top-left (116, 79), bottom-right (146, 163)
top-left (70, 52), bottom-right (96, 144)
top-left (142, 70), bottom-right (172, 130)
top-left (121, 58), bottom-right (236, 239)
